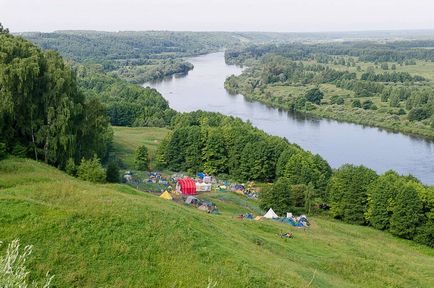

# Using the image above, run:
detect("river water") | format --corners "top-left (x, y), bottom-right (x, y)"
top-left (144, 52), bottom-right (434, 185)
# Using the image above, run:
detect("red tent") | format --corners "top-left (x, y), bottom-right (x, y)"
top-left (177, 178), bottom-right (197, 195)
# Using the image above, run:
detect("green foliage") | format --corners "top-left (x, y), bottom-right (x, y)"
top-left (389, 181), bottom-right (424, 239)
top-left (330, 95), bottom-right (345, 105)
top-left (135, 145), bottom-right (149, 171)
top-left (408, 107), bottom-right (432, 121)
top-left (328, 165), bottom-right (378, 225)
top-left (0, 33), bottom-right (112, 167)
top-left (158, 111), bottom-right (329, 184)
top-left (259, 177), bottom-right (292, 214)
top-left (106, 161), bottom-right (120, 183)
top-left (275, 146), bottom-right (300, 178)
top-left (24, 31), bottom-right (240, 83)
top-left (0, 142), bottom-right (6, 160)
top-left (77, 156), bottom-right (106, 183)
top-left (304, 88), bottom-right (324, 105)
top-left (415, 220), bottom-right (434, 247)
top-left (0, 239), bottom-right (53, 288)
top-left (366, 171), bottom-right (401, 230)
top-left (65, 158), bottom-right (77, 176)
top-left (284, 151), bottom-right (331, 197)
top-left (352, 99), bottom-right (362, 108)
top-left (78, 70), bottom-right (176, 127)
top-left (224, 42), bottom-right (434, 139)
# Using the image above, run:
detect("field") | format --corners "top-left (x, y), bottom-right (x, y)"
top-left (1, 158), bottom-right (433, 287)
top-left (112, 126), bottom-right (170, 169)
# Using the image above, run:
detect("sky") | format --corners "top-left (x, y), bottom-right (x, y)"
top-left (1, 0), bottom-right (434, 33)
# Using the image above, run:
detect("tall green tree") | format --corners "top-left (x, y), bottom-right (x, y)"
top-left (389, 181), bottom-right (424, 239)
top-left (366, 171), bottom-right (401, 230)
top-left (328, 165), bottom-right (378, 225)
top-left (135, 145), bottom-right (149, 171)
top-left (260, 177), bottom-right (292, 214)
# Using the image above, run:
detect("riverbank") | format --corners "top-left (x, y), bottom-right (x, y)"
top-left (144, 52), bottom-right (434, 185)
top-left (225, 80), bottom-right (434, 140)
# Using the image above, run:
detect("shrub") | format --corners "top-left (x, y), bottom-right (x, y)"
top-left (0, 239), bottom-right (54, 287)
top-left (330, 95), bottom-right (345, 105)
top-left (135, 145), bottom-right (149, 171)
top-left (0, 142), bottom-right (6, 160)
top-left (106, 161), bottom-right (120, 183)
top-left (352, 99), bottom-right (362, 108)
top-left (77, 156), bottom-right (106, 183)
top-left (408, 107), bottom-right (432, 121)
top-left (304, 88), bottom-right (324, 105)
top-left (65, 158), bottom-right (77, 176)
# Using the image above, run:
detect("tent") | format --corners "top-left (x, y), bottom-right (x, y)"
top-left (159, 191), bottom-right (173, 200)
top-left (263, 208), bottom-right (278, 219)
top-left (196, 182), bottom-right (212, 192)
top-left (176, 178), bottom-right (197, 195)
top-left (185, 196), bottom-right (199, 205)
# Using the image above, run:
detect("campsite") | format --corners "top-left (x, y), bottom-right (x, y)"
top-left (1, 157), bottom-right (434, 287)
top-left (2, 4), bottom-right (434, 287)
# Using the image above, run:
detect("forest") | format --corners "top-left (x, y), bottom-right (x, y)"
top-left (22, 31), bottom-right (242, 83)
top-left (156, 111), bottom-right (434, 247)
top-left (225, 42), bottom-right (434, 138)
top-left (0, 28), bottom-right (112, 168)
top-left (77, 67), bottom-right (176, 127)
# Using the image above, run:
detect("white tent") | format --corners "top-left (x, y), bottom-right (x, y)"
top-left (263, 208), bottom-right (278, 219)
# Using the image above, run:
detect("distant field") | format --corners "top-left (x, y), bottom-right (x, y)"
top-left (1, 158), bottom-right (433, 287)
top-left (112, 126), bottom-right (170, 169)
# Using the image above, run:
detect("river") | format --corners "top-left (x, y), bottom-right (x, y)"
top-left (144, 52), bottom-right (434, 185)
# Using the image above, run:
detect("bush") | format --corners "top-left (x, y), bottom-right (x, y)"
top-left (414, 220), bottom-right (434, 247)
top-left (106, 161), bottom-right (120, 183)
top-left (65, 158), bottom-right (77, 176)
top-left (304, 88), bottom-right (324, 105)
top-left (77, 156), bottom-right (106, 183)
top-left (352, 99), bottom-right (362, 108)
top-left (408, 107), bottom-right (432, 121)
top-left (330, 95), bottom-right (345, 105)
top-left (362, 100), bottom-right (374, 110)
top-left (0, 142), bottom-right (6, 160)
top-left (0, 239), bottom-right (54, 287)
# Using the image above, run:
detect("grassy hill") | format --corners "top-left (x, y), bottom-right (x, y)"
top-left (1, 158), bottom-right (434, 287)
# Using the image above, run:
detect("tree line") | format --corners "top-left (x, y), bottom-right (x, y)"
top-left (77, 67), bottom-right (176, 127)
top-left (156, 111), bottom-right (433, 247)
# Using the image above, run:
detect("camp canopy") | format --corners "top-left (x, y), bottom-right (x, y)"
top-left (159, 191), bottom-right (173, 200)
top-left (263, 208), bottom-right (278, 219)
top-left (176, 178), bottom-right (197, 195)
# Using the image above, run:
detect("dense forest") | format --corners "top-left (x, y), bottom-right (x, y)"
top-left (77, 67), bottom-right (176, 127)
top-left (225, 42), bottom-right (434, 138)
top-left (22, 31), bottom-right (242, 83)
top-left (156, 110), bottom-right (434, 247)
top-left (0, 28), bottom-right (112, 168)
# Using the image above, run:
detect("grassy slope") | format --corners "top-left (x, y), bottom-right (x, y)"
top-left (1, 158), bottom-right (433, 287)
top-left (112, 126), bottom-right (170, 169)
